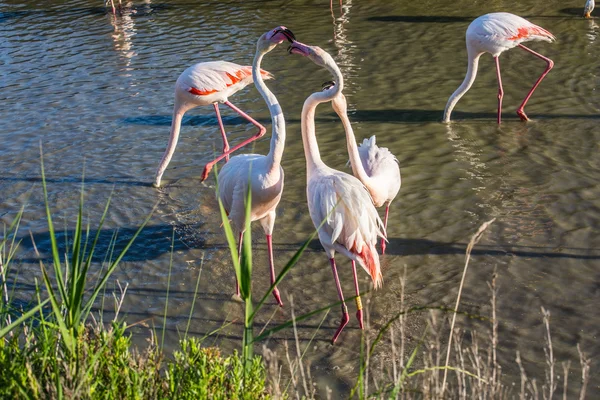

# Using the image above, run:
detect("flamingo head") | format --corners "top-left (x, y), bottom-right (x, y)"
top-left (288, 41), bottom-right (335, 68)
top-left (258, 26), bottom-right (296, 52)
top-left (323, 81), bottom-right (347, 114)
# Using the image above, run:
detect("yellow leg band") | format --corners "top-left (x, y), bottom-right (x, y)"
top-left (355, 296), bottom-right (363, 311)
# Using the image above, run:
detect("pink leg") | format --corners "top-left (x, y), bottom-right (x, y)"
top-left (201, 101), bottom-right (267, 181)
top-left (495, 56), bottom-right (504, 124)
top-left (266, 234), bottom-right (283, 307)
top-left (515, 44), bottom-right (554, 122)
top-left (213, 103), bottom-right (230, 162)
top-left (381, 204), bottom-right (390, 255)
top-left (330, 257), bottom-right (350, 344)
top-left (235, 231), bottom-right (243, 297)
top-left (351, 260), bottom-right (364, 329)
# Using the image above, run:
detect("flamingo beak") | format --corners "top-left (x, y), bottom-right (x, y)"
top-left (287, 40), bottom-right (311, 56)
top-left (274, 27), bottom-right (296, 43)
top-left (322, 80), bottom-right (336, 91)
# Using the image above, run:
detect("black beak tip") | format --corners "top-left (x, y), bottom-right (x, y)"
top-left (322, 80), bottom-right (336, 90)
top-left (283, 28), bottom-right (296, 42)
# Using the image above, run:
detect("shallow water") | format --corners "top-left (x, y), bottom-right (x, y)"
top-left (1, 0), bottom-right (599, 396)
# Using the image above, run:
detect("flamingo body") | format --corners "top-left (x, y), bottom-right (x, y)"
top-left (443, 12), bottom-right (555, 124)
top-left (356, 136), bottom-right (400, 208)
top-left (153, 61), bottom-right (272, 187)
top-left (176, 61), bottom-right (271, 106)
top-left (307, 167), bottom-right (383, 287)
top-left (466, 13), bottom-right (554, 57)
top-left (289, 40), bottom-right (385, 343)
top-left (212, 26), bottom-right (296, 307)
top-left (218, 154), bottom-right (283, 233)
top-left (329, 90), bottom-right (400, 254)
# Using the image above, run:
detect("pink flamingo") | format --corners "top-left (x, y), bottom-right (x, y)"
top-left (443, 12), bottom-right (555, 124)
top-left (289, 41), bottom-right (385, 343)
top-left (325, 83), bottom-right (401, 255)
top-left (153, 58), bottom-right (275, 187)
top-left (215, 27), bottom-right (295, 307)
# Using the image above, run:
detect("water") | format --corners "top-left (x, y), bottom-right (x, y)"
top-left (1, 0), bottom-right (598, 396)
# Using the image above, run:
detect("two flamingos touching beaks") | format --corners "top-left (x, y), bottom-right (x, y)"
top-left (152, 11), bottom-right (559, 343)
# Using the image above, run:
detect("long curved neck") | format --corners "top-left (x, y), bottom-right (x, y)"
top-left (301, 59), bottom-right (344, 177)
top-left (443, 47), bottom-right (482, 123)
top-left (336, 106), bottom-right (372, 186)
top-left (252, 48), bottom-right (285, 173)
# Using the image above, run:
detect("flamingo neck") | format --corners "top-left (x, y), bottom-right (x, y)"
top-left (252, 49), bottom-right (285, 174)
top-left (336, 106), bottom-right (374, 190)
top-left (443, 47), bottom-right (482, 123)
top-left (301, 58), bottom-right (344, 177)
top-left (154, 97), bottom-right (193, 185)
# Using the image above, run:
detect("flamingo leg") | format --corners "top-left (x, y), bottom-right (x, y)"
top-left (201, 101), bottom-right (267, 181)
top-left (266, 234), bottom-right (283, 307)
top-left (330, 257), bottom-right (350, 344)
top-left (351, 260), bottom-right (364, 329)
top-left (495, 56), bottom-right (504, 124)
top-left (235, 231), bottom-right (243, 298)
top-left (381, 204), bottom-right (390, 255)
top-left (213, 103), bottom-right (230, 162)
top-left (515, 44), bottom-right (554, 122)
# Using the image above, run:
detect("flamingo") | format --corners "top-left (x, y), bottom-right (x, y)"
top-left (289, 41), bottom-right (385, 343)
top-left (105, 0), bottom-right (121, 15)
top-left (153, 58), bottom-right (275, 188)
top-left (325, 82), bottom-right (400, 255)
top-left (213, 27), bottom-right (296, 307)
top-left (443, 12), bottom-right (555, 124)
top-left (585, 0), bottom-right (595, 18)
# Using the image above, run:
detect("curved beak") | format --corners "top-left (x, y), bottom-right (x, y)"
top-left (274, 27), bottom-right (296, 43)
top-left (322, 80), bottom-right (336, 90)
top-left (287, 40), bottom-right (311, 56)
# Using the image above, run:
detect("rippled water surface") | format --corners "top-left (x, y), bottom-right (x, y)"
top-left (1, 0), bottom-right (599, 396)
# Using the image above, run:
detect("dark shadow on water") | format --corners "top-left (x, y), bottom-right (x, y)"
top-left (126, 110), bottom-right (600, 127)
top-left (15, 224), bottom-right (206, 264)
top-left (367, 14), bottom-right (584, 23)
top-left (275, 238), bottom-right (600, 261)
top-left (0, 175), bottom-right (149, 187)
top-left (123, 114), bottom-right (273, 127)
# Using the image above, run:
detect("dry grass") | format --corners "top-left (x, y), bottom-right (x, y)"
top-left (262, 219), bottom-right (593, 399)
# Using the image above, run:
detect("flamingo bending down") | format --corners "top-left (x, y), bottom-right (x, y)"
top-left (585, 0), bottom-right (595, 18)
top-left (289, 41), bottom-right (385, 343)
top-left (443, 12), bottom-right (555, 124)
top-left (215, 27), bottom-right (296, 307)
top-left (325, 83), bottom-right (400, 254)
top-left (153, 61), bottom-right (274, 188)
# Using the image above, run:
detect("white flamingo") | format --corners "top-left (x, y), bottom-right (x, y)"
top-left (585, 0), bottom-right (595, 18)
top-left (153, 58), bottom-right (276, 187)
top-left (443, 12), bottom-right (555, 124)
top-left (325, 83), bottom-right (400, 254)
top-left (215, 27), bottom-right (296, 307)
top-left (289, 41), bottom-right (385, 343)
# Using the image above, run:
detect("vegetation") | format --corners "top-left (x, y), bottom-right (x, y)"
top-left (0, 158), bottom-right (593, 399)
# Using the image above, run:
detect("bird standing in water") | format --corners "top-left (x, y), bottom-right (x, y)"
top-left (326, 83), bottom-right (400, 255)
top-left (289, 41), bottom-right (385, 343)
top-left (443, 12), bottom-right (555, 124)
top-left (153, 58), bottom-right (273, 187)
top-left (213, 27), bottom-right (295, 307)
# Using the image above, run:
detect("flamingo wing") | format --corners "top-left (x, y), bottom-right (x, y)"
top-left (179, 61), bottom-right (273, 96)
top-left (308, 173), bottom-right (384, 285)
top-left (469, 13), bottom-right (555, 54)
top-left (357, 135), bottom-right (399, 176)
